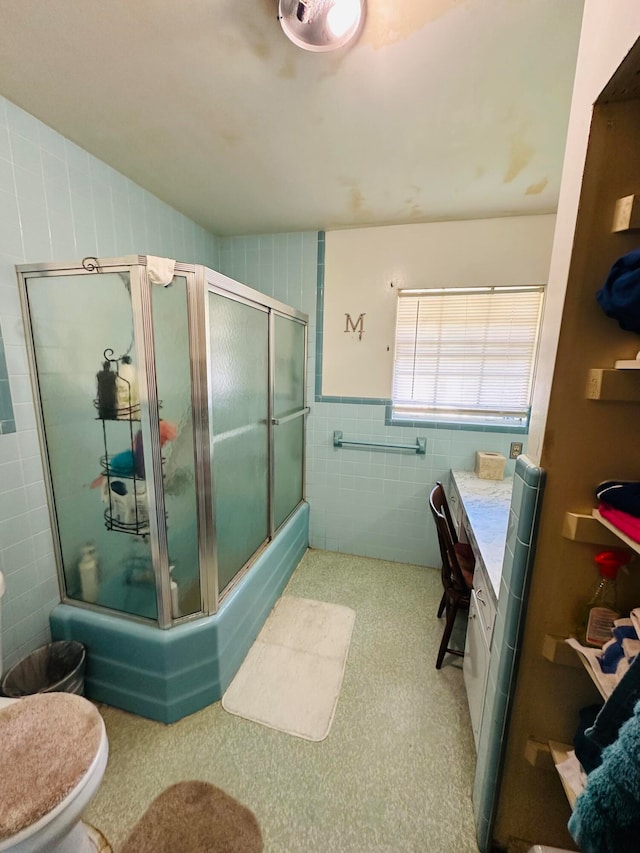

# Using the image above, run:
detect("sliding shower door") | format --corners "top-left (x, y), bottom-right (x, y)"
top-left (208, 290), bottom-right (270, 594)
top-left (272, 313), bottom-right (306, 531)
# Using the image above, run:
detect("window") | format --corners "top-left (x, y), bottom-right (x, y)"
top-left (391, 285), bottom-right (544, 428)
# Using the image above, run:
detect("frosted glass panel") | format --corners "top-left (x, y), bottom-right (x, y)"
top-left (209, 291), bottom-right (269, 593)
top-left (273, 315), bottom-right (305, 529)
top-left (25, 272), bottom-right (156, 620)
top-left (151, 275), bottom-right (201, 619)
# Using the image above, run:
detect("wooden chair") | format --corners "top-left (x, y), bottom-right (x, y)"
top-left (429, 482), bottom-right (474, 669)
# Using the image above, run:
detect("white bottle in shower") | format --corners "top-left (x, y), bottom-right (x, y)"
top-left (79, 543), bottom-right (99, 604)
top-left (116, 355), bottom-right (139, 419)
top-left (170, 564), bottom-right (180, 618)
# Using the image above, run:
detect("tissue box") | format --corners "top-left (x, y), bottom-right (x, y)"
top-left (475, 451), bottom-right (506, 480)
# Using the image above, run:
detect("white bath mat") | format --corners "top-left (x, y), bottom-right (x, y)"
top-left (222, 596), bottom-right (355, 742)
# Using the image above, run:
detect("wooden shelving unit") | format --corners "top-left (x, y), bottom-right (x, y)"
top-left (496, 47), bottom-right (640, 849)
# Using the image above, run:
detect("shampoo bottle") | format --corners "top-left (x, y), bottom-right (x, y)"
top-left (96, 360), bottom-right (117, 420)
top-left (78, 543), bottom-right (99, 604)
top-left (575, 549), bottom-right (631, 647)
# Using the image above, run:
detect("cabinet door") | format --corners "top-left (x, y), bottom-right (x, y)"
top-left (464, 590), bottom-right (490, 750)
top-left (473, 558), bottom-right (496, 648)
top-left (447, 479), bottom-right (462, 535)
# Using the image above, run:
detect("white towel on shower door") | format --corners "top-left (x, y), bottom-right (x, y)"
top-left (146, 256), bottom-right (175, 286)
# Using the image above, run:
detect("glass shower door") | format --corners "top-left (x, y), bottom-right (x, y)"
top-left (208, 290), bottom-right (270, 594)
top-left (272, 314), bottom-right (306, 531)
top-left (24, 271), bottom-right (157, 620)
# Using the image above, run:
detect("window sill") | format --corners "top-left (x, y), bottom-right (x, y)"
top-left (385, 406), bottom-right (529, 433)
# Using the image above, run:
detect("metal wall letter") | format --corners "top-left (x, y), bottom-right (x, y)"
top-left (344, 312), bottom-right (365, 341)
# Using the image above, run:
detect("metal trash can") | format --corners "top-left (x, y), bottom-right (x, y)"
top-left (1, 640), bottom-right (86, 698)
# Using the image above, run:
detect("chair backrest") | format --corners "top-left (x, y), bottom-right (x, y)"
top-left (429, 482), bottom-right (458, 545)
top-left (429, 483), bottom-right (468, 595)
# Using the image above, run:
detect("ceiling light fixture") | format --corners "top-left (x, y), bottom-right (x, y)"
top-left (278, 0), bottom-right (365, 53)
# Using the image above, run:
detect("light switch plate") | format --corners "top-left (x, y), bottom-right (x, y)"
top-left (509, 442), bottom-right (523, 459)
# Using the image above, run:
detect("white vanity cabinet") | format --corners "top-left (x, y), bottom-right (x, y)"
top-left (463, 555), bottom-right (497, 749)
top-left (450, 470), bottom-right (511, 751)
top-left (464, 589), bottom-right (490, 748)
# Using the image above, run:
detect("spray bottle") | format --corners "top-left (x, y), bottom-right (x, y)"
top-left (575, 549), bottom-right (631, 647)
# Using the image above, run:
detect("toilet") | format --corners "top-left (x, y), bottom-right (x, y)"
top-left (0, 572), bottom-right (109, 853)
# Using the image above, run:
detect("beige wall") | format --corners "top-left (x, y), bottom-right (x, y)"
top-left (528, 2), bottom-right (640, 464)
top-left (321, 215), bottom-right (556, 399)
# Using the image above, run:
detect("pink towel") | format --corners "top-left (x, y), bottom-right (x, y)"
top-left (599, 503), bottom-right (640, 544)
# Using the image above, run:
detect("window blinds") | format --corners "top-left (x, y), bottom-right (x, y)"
top-left (392, 286), bottom-right (544, 426)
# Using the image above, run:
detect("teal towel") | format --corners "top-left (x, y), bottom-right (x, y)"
top-left (569, 698), bottom-right (640, 852)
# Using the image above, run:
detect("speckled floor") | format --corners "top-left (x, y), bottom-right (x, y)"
top-left (85, 549), bottom-right (479, 852)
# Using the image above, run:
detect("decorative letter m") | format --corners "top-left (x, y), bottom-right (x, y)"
top-left (344, 312), bottom-right (365, 341)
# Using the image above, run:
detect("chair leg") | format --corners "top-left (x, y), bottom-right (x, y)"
top-left (435, 600), bottom-right (459, 669)
top-left (437, 591), bottom-right (446, 618)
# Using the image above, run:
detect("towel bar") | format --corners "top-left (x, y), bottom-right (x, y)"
top-left (272, 407), bottom-right (310, 426)
top-left (333, 430), bottom-right (426, 454)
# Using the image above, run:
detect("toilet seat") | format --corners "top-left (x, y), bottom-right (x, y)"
top-left (0, 693), bottom-right (107, 852)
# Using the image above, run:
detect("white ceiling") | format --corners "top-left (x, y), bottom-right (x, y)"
top-left (0, 0), bottom-right (584, 236)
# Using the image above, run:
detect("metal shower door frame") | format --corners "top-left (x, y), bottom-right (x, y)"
top-left (201, 266), bottom-right (308, 611)
top-left (15, 256), bottom-right (176, 627)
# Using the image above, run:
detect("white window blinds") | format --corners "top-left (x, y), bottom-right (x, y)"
top-left (392, 286), bottom-right (544, 426)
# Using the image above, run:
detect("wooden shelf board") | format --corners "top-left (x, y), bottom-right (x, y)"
top-left (542, 634), bottom-right (581, 667)
top-left (524, 737), bottom-right (553, 769)
top-left (562, 511), bottom-right (623, 546)
top-left (586, 368), bottom-right (640, 401)
top-left (567, 638), bottom-right (613, 700)
top-left (592, 507), bottom-right (640, 556)
top-left (615, 360), bottom-right (640, 369)
top-left (544, 634), bottom-right (613, 699)
top-left (549, 741), bottom-right (580, 810)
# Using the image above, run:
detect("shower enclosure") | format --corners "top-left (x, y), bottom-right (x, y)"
top-left (17, 256), bottom-right (309, 722)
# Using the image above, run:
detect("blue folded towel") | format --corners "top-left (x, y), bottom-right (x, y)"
top-left (600, 641), bottom-right (625, 674)
top-left (613, 625), bottom-right (638, 643)
top-left (598, 623), bottom-right (639, 674)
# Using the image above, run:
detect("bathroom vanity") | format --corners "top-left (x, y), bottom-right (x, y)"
top-left (449, 470), bottom-right (513, 748)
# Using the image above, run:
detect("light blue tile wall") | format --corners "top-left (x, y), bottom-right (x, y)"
top-left (218, 233), bottom-right (527, 567)
top-left (0, 96), bottom-right (219, 675)
top-left (472, 455), bottom-right (545, 852)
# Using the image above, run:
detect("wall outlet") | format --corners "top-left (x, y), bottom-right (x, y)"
top-left (509, 442), bottom-right (523, 459)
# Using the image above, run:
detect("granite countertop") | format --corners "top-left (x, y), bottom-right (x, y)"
top-left (451, 470), bottom-right (513, 600)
